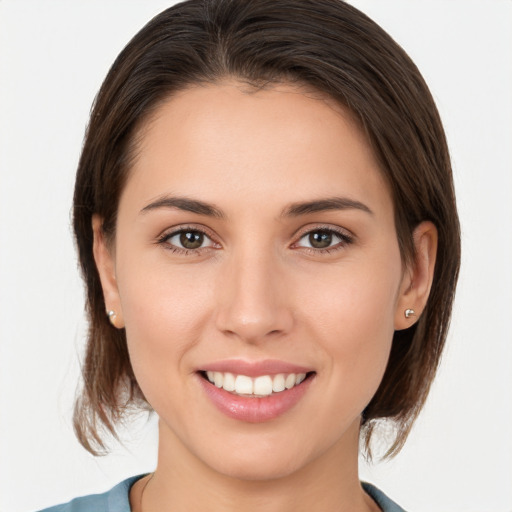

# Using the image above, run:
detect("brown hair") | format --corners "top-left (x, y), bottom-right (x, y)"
top-left (73, 0), bottom-right (460, 457)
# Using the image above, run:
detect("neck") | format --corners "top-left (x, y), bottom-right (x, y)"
top-left (132, 418), bottom-right (379, 512)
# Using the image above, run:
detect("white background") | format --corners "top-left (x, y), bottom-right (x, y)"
top-left (0, 1), bottom-right (511, 511)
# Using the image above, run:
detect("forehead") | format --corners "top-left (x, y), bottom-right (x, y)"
top-left (122, 81), bottom-right (392, 218)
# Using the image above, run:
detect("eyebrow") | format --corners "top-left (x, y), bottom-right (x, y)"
top-left (140, 195), bottom-right (372, 219)
top-left (282, 197), bottom-right (373, 217)
top-left (140, 196), bottom-right (225, 218)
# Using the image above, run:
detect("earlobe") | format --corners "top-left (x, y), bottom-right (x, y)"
top-left (394, 221), bottom-right (438, 330)
top-left (92, 215), bottom-right (125, 328)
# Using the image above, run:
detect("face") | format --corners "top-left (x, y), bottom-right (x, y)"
top-left (95, 81), bottom-right (423, 481)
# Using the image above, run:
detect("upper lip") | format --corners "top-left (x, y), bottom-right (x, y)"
top-left (199, 359), bottom-right (314, 377)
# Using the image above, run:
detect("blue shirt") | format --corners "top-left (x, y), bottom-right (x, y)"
top-left (36, 476), bottom-right (406, 512)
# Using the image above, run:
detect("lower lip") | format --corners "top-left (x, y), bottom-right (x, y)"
top-left (198, 374), bottom-right (314, 422)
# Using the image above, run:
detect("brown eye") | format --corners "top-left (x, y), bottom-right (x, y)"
top-left (179, 231), bottom-right (204, 249)
top-left (308, 231), bottom-right (333, 249)
top-left (163, 229), bottom-right (215, 251)
top-left (296, 228), bottom-right (352, 252)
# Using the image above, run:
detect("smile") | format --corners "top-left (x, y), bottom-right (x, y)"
top-left (204, 371), bottom-right (307, 397)
top-left (198, 362), bottom-right (315, 422)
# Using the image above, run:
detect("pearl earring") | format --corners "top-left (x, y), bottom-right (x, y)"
top-left (107, 310), bottom-right (117, 325)
top-left (404, 308), bottom-right (416, 319)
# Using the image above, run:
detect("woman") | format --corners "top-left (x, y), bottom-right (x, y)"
top-left (37, 0), bottom-right (460, 511)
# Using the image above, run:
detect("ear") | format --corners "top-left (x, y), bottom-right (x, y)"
top-left (394, 221), bottom-right (438, 330)
top-left (92, 215), bottom-right (124, 328)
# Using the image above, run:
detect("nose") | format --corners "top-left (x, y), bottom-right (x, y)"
top-left (215, 249), bottom-right (294, 343)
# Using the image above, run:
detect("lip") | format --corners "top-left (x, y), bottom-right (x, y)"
top-left (196, 359), bottom-right (315, 423)
top-left (199, 358), bottom-right (313, 377)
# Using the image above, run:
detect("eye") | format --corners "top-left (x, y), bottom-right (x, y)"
top-left (295, 228), bottom-right (352, 251)
top-left (159, 228), bottom-right (217, 252)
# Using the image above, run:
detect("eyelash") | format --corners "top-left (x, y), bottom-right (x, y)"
top-left (156, 225), bottom-right (219, 255)
top-left (292, 225), bottom-right (354, 255)
top-left (156, 225), bottom-right (354, 255)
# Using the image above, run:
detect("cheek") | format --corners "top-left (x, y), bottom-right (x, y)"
top-left (301, 257), bottom-right (400, 401)
top-left (115, 259), bottom-right (215, 396)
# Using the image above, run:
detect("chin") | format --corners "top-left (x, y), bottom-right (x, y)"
top-left (196, 423), bottom-right (339, 483)
top-left (208, 452), bottom-right (306, 482)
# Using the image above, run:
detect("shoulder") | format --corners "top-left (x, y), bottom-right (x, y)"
top-left (362, 482), bottom-right (407, 512)
top-left (35, 475), bottom-right (144, 512)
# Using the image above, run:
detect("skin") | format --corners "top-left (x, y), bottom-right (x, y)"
top-left (93, 81), bottom-right (437, 512)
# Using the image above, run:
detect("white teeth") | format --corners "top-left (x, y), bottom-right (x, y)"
top-left (253, 376), bottom-right (273, 396)
top-left (223, 372), bottom-right (236, 392)
top-left (272, 374), bottom-right (286, 392)
top-left (214, 372), bottom-right (223, 388)
top-left (235, 375), bottom-right (253, 394)
top-left (295, 373), bottom-right (306, 385)
top-left (204, 371), bottom-right (309, 396)
top-left (285, 374), bottom-right (296, 389)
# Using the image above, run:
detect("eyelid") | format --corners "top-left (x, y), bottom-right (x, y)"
top-left (291, 224), bottom-right (355, 251)
top-left (156, 224), bottom-right (221, 252)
